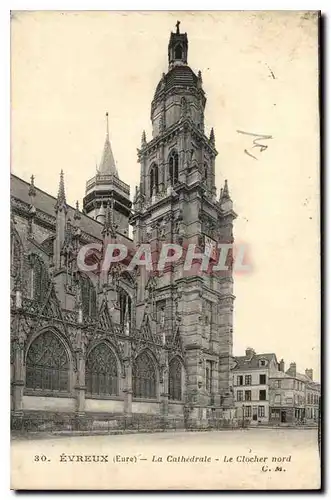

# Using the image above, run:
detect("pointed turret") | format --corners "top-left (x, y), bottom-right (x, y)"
top-left (55, 170), bottom-right (67, 212)
top-left (141, 130), bottom-right (147, 147)
top-left (197, 70), bottom-right (203, 89)
top-left (72, 201), bottom-right (82, 243)
top-left (99, 112), bottom-right (118, 176)
top-left (54, 171), bottom-right (67, 269)
top-left (219, 179), bottom-right (235, 215)
top-left (209, 127), bottom-right (215, 145)
top-left (83, 115), bottom-right (131, 230)
top-left (74, 200), bottom-right (81, 222)
top-left (223, 179), bottom-right (230, 200)
top-left (28, 175), bottom-right (36, 234)
top-left (28, 174), bottom-right (36, 200)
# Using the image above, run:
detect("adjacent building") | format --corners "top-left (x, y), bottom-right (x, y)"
top-left (232, 348), bottom-right (280, 424)
top-left (305, 370), bottom-right (320, 423)
top-left (269, 363), bottom-right (320, 425)
top-left (233, 351), bottom-right (320, 425)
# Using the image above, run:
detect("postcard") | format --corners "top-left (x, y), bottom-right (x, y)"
top-left (10, 10), bottom-right (321, 490)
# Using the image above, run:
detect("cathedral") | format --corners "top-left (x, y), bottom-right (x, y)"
top-left (10, 23), bottom-right (237, 431)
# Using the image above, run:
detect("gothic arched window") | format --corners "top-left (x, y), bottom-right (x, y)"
top-left (133, 352), bottom-right (157, 399)
top-left (85, 343), bottom-right (118, 396)
top-left (26, 331), bottom-right (70, 392)
top-left (29, 254), bottom-right (50, 302)
top-left (81, 274), bottom-right (97, 319)
top-left (149, 163), bottom-right (159, 197)
top-left (175, 44), bottom-right (183, 60)
top-left (169, 151), bottom-right (179, 186)
top-left (168, 357), bottom-right (183, 401)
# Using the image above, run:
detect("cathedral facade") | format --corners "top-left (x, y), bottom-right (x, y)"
top-left (10, 24), bottom-right (237, 431)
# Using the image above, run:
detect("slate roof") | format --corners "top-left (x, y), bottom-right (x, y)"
top-left (270, 370), bottom-right (320, 387)
top-left (232, 352), bottom-right (277, 371)
top-left (269, 371), bottom-right (292, 379)
top-left (288, 371), bottom-right (320, 388)
top-left (154, 65), bottom-right (199, 100)
top-left (11, 174), bottom-right (103, 241)
top-left (99, 134), bottom-right (118, 176)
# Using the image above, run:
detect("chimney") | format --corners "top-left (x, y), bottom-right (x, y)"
top-left (245, 347), bottom-right (256, 358)
top-left (279, 359), bottom-right (285, 372)
top-left (305, 368), bottom-right (313, 380)
top-left (287, 362), bottom-right (296, 377)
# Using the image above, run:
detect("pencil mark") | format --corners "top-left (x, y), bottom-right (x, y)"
top-left (244, 149), bottom-right (258, 160)
top-left (265, 63), bottom-right (276, 79)
top-left (237, 130), bottom-right (273, 160)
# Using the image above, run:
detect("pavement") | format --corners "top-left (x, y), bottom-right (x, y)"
top-left (11, 423), bottom-right (318, 441)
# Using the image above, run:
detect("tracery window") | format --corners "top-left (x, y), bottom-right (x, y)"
top-left (25, 332), bottom-right (69, 392)
top-left (133, 352), bottom-right (157, 399)
top-left (85, 343), bottom-right (118, 396)
top-left (169, 151), bottom-right (179, 186)
top-left (29, 254), bottom-right (50, 302)
top-left (149, 163), bottom-right (159, 197)
top-left (168, 357), bottom-right (183, 401)
top-left (81, 274), bottom-right (97, 319)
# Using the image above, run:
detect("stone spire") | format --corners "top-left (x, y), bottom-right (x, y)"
top-left (197, 70), bottom-right (203, 89)
top-left (141, 130), bottom-right (147, 147)
top-left (28, 175), bottom-right (36, 200)
top-left (27, 175), bottom-right (37, 235)
top-left (99, 112), bottom-right (118, 176)
top-left (73, 201), bottom-right (82, 243)
top-left (28, 175), bottom-right (36, 217)
top-left (223, 179), bottom-right (230, 199)
top-left (83, 115), bottom-right (131, 230)
top-left (209, 127), bottom-right (215, 145)
top-left (55, 170), bottom-right (67, 212)
top-left (54, 170), bottom-right (67, 268)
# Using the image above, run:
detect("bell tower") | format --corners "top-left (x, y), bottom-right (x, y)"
top-left (131, 23), bottom-right (237, 426)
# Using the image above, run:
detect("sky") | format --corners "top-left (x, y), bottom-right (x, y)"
top-left (11, 11), bottom-right (320, 379)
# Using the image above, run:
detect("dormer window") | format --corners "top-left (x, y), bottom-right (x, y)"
top-left (259, 359), bottom-right (267, 367)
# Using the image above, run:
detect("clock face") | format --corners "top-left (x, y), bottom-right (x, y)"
top-left (204, 235), bottom-right (217, 261)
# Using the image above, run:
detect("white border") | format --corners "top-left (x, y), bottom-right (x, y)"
top-left (1, 3), bottom-right (328, 498)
